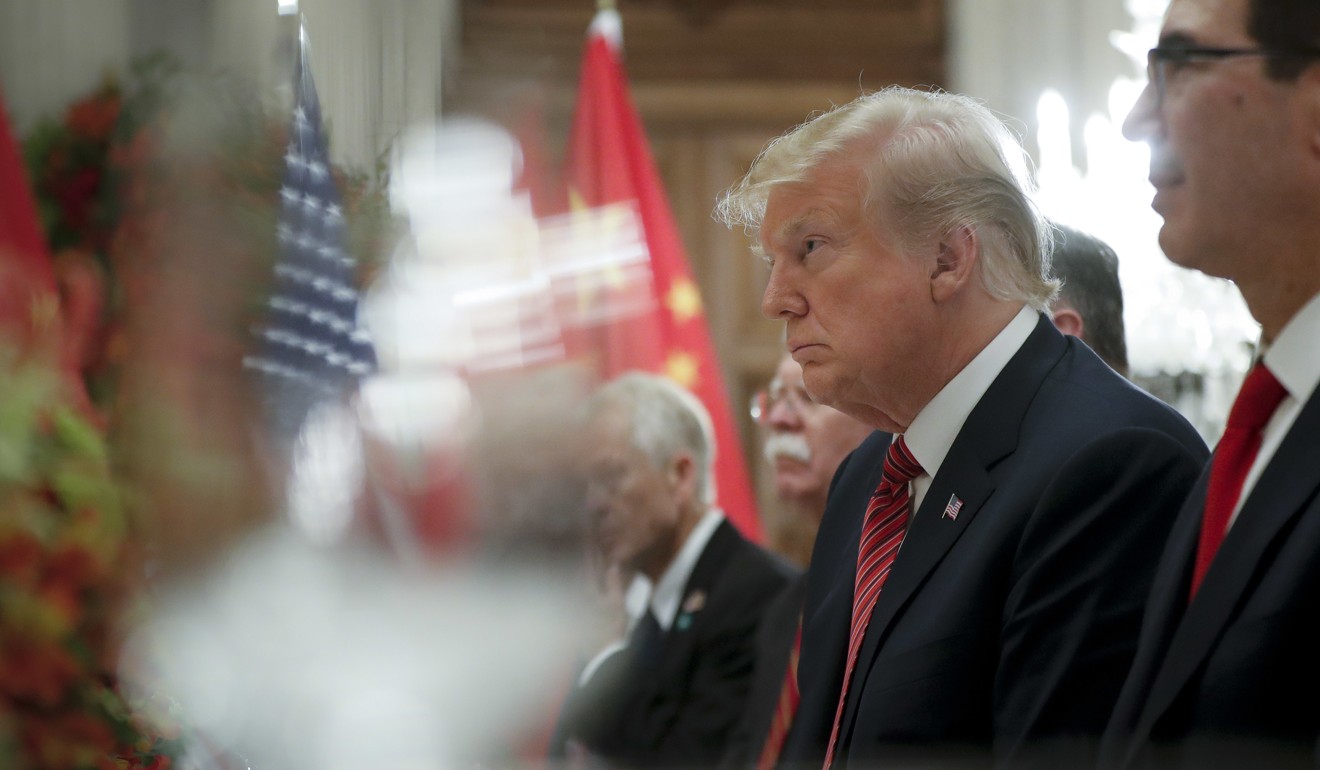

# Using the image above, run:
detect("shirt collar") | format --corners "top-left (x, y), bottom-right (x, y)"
top-left (1262, 290), bottom-right (1320, 406)
top-left (903, 305), bottom-right (1037, 482)
top-left (630, 509), bottom-right (724, 630)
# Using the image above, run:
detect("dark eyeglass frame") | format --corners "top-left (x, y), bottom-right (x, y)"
top-left (1146, 45), bottom-right (1320, 103)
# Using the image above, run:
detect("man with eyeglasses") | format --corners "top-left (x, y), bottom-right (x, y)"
top-left (1102, 1), bottom-right (1320, 768)
top-left (751, 356), bottom-right (878, 567)
top-left (721, 355), bottom-right (875, 770)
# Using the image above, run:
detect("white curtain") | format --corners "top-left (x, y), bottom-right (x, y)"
top-left (0, 0), bottom-right (452, 173)
top-left (215, 0), bottom-right (452, 171)
top-left (947, 0), bottom-right (1136, 171)
top-left (0, 0), bottom-right (132, 131)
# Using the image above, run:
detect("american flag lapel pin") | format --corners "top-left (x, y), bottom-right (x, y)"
top-left (942, 494), bottom-right (963, 521)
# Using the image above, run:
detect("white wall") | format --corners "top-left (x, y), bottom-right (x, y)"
top-left (0, 0), bottom-right (456, 172)
top-left (0, 0), bottom-right (133, 132)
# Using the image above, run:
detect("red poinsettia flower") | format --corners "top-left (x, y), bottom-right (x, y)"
top-left (0, 529), bottom-right (43, 585)
top-left (66, 91), bottom-right (121, 144)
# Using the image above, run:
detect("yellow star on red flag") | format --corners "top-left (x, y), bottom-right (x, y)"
top-left (665, 278), bottom-right (703, 324)
top-left (664, 350), bottom-right (699, 389)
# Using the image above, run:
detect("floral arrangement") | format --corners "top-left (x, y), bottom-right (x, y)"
top-left (22, 55), bottom-right (393, 418)
top-left (3, 54), bottom-right (394, 770)
top-left (20, 56), bottom-right (177, 413)
top-left (0, 352), bottom-right (179, 769)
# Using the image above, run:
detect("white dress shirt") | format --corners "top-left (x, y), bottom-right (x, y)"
top-left (578, 509), bottom-right (725, 685)
top-left (903, 305), bottom-right (1037, 512)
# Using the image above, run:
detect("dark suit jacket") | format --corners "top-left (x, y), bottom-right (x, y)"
top-left (722, 575), bottom-right (809, 770)
top-left (781, 314), bottom-right (1208, 770)
top-left (1102, 385), bottom-right (1320, 769)
top-left (723, 438), bottom-right (895, 770)
top-left (560, 518), bottom-right (797, 770)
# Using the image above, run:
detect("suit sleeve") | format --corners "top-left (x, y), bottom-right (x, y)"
top-left (993, 427), bottom-right (1207, 766)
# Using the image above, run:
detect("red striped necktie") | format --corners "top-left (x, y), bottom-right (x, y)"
top-left (756, 617), bottom-right (803, 770)
top-left (822, 436), bottom-right (923, 770)
top-left (1189, 362), bottom-right (1287, 600)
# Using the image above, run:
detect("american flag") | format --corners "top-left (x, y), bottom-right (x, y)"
top-left (244, 28), bottom-right (376, 446)
top-left (942, 494), bottom-right (964, 521)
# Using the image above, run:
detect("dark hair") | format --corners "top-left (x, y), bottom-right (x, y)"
top-left (1050, 224), bottom-right (1128, 376)
top-left (1250, 0), bottom-right (1320, 80)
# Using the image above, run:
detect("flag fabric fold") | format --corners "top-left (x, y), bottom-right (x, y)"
top-left (563, 9), bottom-right (762, 542)
top-left (244, 28), bottom-right (377, 446)
top-left (0, 89), bottom-right (93, 414)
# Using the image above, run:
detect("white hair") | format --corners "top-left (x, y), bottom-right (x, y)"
top-left (715, 86), bottom-right (1059, 309)
top-left (584, 371), bottom-right (717, 505)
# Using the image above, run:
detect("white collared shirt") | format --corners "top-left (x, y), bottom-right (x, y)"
top-left (903, 305), bottom-right (1037, 512)
top-left (577, 509), bottom-right (725, 685)
top-left (638, 508), bottom-right (725, 631)
top-left (1227, 291), bottom-right (1320, 530)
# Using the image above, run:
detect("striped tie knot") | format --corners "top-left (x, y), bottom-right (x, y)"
top-left (880, 436), bottom-right (923, 486)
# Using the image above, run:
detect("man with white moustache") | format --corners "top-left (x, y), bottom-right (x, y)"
top-left (723, 355), bottom-right (875, 770)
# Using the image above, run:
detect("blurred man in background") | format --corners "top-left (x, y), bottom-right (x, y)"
top-left (1049, 223), bottom-right (1130, 377)
top-left (756, 354), bottom-right (878, 567)
top-left (555, 371), bottom-right (794, 769)
top-left (723, 354), bottom-right (874, 770)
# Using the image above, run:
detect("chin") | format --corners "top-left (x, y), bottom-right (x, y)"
top-left (1157, 225), bottom-right (1208, 274)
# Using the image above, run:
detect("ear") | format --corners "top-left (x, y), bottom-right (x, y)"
top-left (1051, 304), bottom-right (1085, 339)
top-left (669, 451), bottom-right (699, 503)
top-left (929, 225), bottom-right (979, 303)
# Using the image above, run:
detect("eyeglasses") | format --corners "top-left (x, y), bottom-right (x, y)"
top-left (749, 382), bottom-right (816, 423)
top-left (1146, 45), bottom-right (1320, 104)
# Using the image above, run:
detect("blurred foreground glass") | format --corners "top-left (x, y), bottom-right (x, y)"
top-left (115, 112), bottom-right (661, 770)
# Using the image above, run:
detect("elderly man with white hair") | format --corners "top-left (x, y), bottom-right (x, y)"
top-left (554, 371), bottom-right (794, 770)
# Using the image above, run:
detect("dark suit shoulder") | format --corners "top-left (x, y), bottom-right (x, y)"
top-left (1035, 336), bottom-right (1206, 453)
top-left (695, 519), bottom-right (798, 614)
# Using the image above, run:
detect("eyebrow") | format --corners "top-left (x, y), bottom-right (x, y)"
top-left (1156, 31), bottom-right (1202, 49)
top-left (770, 207), bottom-right (825, 243)
top-left (772, 205), bottom-right (852, 251)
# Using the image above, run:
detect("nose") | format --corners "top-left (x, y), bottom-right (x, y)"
top-left (765, 395), bottom-right (801, 431)
top-left (1122, 81), bottom-right (1159, 143)
top-left (761, 260), bottom-right (806, 320)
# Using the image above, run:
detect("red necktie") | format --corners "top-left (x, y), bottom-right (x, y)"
top-left (1189, 362), bottom-right (1288, 599)
top-left (822, 436), bottom-right (923, 770)
top-left (755, 619), bottom-right (802, 770)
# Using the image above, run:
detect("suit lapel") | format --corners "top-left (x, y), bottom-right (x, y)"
top-left (1115, 471), bottom-right (1205, 764)
top-left (806, 446), bottom-right (888, 633)
top-left (1131, 390), bottom-right (1320, 750)
top-left (839, 314), bottom-right (1064, 742)
top-left (650, 520), bottom-right (737, 688)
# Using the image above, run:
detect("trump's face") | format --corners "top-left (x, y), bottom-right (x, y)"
top-left (759, 159), bottom-right (937, 433)
top-left (1123, 0), bottom-right (1315, 283)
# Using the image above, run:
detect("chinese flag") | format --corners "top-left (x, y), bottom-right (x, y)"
top-left (563, 8), bottom-right (762, 542)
